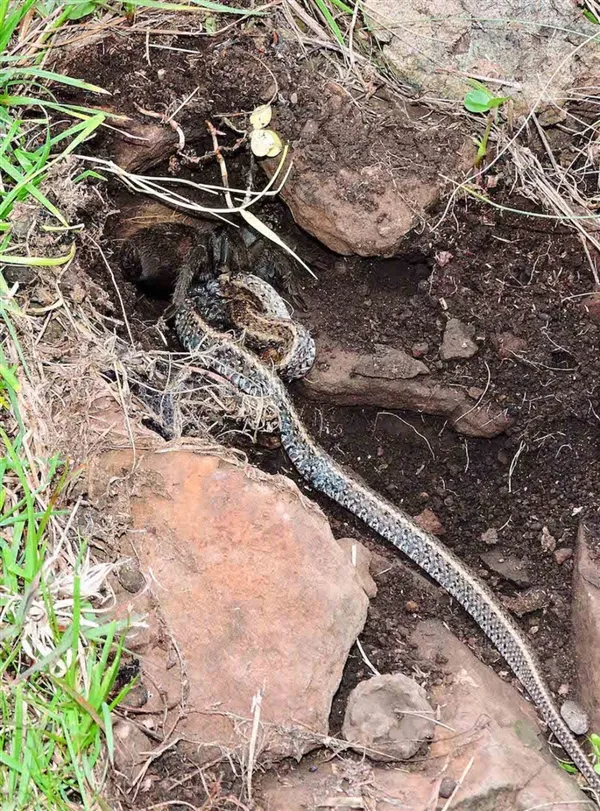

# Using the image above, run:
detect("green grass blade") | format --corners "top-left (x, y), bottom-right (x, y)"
top-left (1, 67), bottom-right (109, 94)
top-left (312, 0), bottom-right (346, 45)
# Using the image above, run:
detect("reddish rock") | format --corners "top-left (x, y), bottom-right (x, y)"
top-left (439, 318), bottom-right (479, 361)
top-left (342, 674), bottom-right (435, 761)
top-left (413, 508), bottom-right (445, 536)
top-left (264, 157), bottom-right (448, 257)
top-left (572, 520), bottom-right (600, 731)
top-left (411, 620), bottom-right (590, 807)
top-left (301, 345), bottom-right (513, 439)
top-left (89, 451), bottom-right (369, 764)
top-left (337, 538), bottom-right (377, 598)
top-left (554, 547), bottom-right (573, 565)
top-left (493, 331), bottom-right (528, 359)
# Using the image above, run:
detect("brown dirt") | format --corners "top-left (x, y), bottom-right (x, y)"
top-left (55, 14), bottom-right (600, 810)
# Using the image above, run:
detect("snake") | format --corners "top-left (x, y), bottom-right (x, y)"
top-left (174, 257), bottom-right (600, 801)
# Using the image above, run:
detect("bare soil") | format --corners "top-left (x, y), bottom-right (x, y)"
top-left (56, 15), bottom-right (600, 809)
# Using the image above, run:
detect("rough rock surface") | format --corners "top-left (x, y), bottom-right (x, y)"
top-left (560, 700), bottom-right (590, 736)
top-left (354, 344), bottom-right (429, 379)
top-left (439, 318), bottom-right (479, 361)
top-left (342, 673), bottom-right (435, 761)
top-left (572, 520), bottom-right (600, 731)
top-left (301, 345), bottom-right (513, 438)
top-left (480, 549), bottom-right (531, 586)
top-left (89, 450), bottom-right (370, 764)
top-left (411, 620), bottom-right (591, 809)
top-left (259, 622), bottom-right (591, 808)
top-left (263, 93), bottom-right (472, 257)
top-left (363, 0), bottom-right (595, 117)
top-left (337, 538), bottom-right (378, 599)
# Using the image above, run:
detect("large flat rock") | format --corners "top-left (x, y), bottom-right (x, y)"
top-left (89, 450), bottom-right (370, 764)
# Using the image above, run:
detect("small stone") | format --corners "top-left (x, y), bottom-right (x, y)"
top-left (554, 547), bottom-right (573, 565)
top-left (560, 700), bottom-right (590, 735)
top-left (4, 266), bottom-right (37, 286)
top-left (413, 508), bottom-right (445, 536)
top-left (157, 68), bottom-right (166, 81)
top-left (435, 251), bottom-right (453, 267)
top-left (123, 684), bottom-right (149, 709)
top-left (502, 587), bottom-right (550, 617)
top-left (480, 550), bottom-right (531, 587)
top-left (355, 344), bottom-right (429, 380)
top-left (411, 341), bottom-right (429, 358)
top-left (337, 538), bottom-right (378, 599)
top-left (493, 332), bottom-right (527, 359)
top-left (439, 777), bottom-right (457, 798)
top-left (290, 91), bottom-right (298, 105)
top-left (541, 526), bottom-right (557, 553)
top-left (581, 293), bottom-right (600, 324)
top-left (497, 449), bottom-right (510, 465)
top-left (467, 386), bottom-right (485, 400)
top-left (439, 318), bottom-right (479, 361)
top-left (405, 600), bottom-right (420, 614)
top-left (481, 528), bottom-right (499, 546)
top-left (558, 683), bottom-right (570, 697)
top-left (342, 673), bottom-right (435, 761)
top-left (118, 561), bottom-right (146, 593)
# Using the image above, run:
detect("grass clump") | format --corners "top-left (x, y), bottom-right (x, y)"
top-left (0, 304), bottom-right (133, 809)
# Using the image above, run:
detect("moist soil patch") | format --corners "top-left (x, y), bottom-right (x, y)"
top-left (57, 20), bottom-right (600, 808)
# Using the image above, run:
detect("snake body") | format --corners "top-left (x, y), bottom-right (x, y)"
top-left (175, 273), bottom-right (600, 801)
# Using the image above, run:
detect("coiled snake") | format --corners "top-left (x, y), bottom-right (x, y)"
top-left (174, 250), bottom-right (600, 801)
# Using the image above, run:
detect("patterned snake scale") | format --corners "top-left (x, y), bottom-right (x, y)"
top-left (175, 275), bottom-right (600, 802)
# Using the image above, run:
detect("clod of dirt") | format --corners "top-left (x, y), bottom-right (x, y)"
top-left (581, 293), bottom-right (600, 324)
top-left (354, 344), bottom-right (429, 379)
top-left (113, 720), bottom-right (152, 781)
top-left (341, 673), bottom-right (435, 761)
top-left (337, 538), bottom-right (378, 599)
top-left (412, 620), bottom-right (590, 806)
top-left (493, 331), bottom-right (528, 360)
top-left (89, 451), bottom-right (369, 764)
top-left (481, 527), bottom-right (499, 546)
top-left (560, 700), bottom-right (590, 736)
top-left (502, 587), bottom-right (550, 617)
top-left (113, 118), bottom-right (179, 173)
top-left (413, 508), bottom-right (445, 536)
top-left (117, 561), bottom-right (145, 593)
top-left (572, 520), bottom-right (600, 731)
top-left (439, 318), bottom-right (479, 361)
top-left (302, 345), bottom-right (512, 438)
top-left (554, 547), bottom-right (573, 565)
top-left (364, 0), bottom-right (593, 116)
top-left (480, 549), bottom-right (531, 587)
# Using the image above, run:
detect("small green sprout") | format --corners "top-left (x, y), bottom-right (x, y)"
top-left (463, 79), bottom-right (509, 114)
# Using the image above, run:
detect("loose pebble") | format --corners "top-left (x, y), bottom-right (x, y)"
top-left (560, 700), bottom-right (590, 735)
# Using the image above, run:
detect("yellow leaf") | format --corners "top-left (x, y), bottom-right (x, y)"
top-left (250, 128), bottom-right (283, 158)
top-left (249, 104), bottom-right (272, 130)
